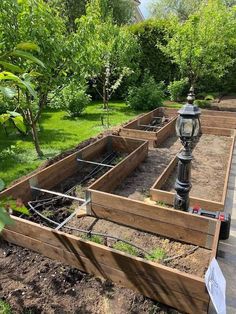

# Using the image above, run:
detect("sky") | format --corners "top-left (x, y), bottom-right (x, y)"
top-left (139, 0), bottom-right (152, 18)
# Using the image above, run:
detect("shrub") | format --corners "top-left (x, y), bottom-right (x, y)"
top-left (53, 82), bottom-right (91, 117)
top-left (194, 99), bottom-right (211, 109)
top-left (126, 73), bottom-right (164, 111)
top-left (167, 78), bottom-right (189, 102)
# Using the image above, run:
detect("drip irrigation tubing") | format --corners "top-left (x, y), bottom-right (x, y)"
top-left (28, 202), bottom-right (199, 262)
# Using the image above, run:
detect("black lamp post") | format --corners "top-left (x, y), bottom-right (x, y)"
top-left (174, 87), bottom-right (201, 211)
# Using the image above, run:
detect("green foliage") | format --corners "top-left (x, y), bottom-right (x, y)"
top-left (113, 241), bottom-right (138, 256)
top-left (129, 19), bottom-right (178, 84)
top-left (162, 0), bottom-right (236, 86)
top-left (86, 234), bottom-right (103, 244)
top-left (0, 198), bottom-right (29, 232)
top-left (0, 300), bottom-right (12, 314)
top-left (41, 210), bottom-right (54, 218)
top-left (75, 0), bottom-right (139, 113)
top-left (145, 248), bottom-right (166, 262)
top-left (150, 0), bottom-right (202, 21)
top-left (194, 99), bottom-right (211, 109)
top-left (59, 82), bottom-right (91, 117)
top-left (167, 78), bottom-right (189, 102)
top-left (127, 73), bottom-right (164, 111)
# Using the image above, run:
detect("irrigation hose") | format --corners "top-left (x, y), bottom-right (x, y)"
top-left (28, 202), bottom-right (199, 262)
top-left (28, 201), bottom-right (149, 255)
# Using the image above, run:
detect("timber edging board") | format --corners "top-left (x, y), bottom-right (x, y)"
top-left (150, 129), bottom-right (236, 211)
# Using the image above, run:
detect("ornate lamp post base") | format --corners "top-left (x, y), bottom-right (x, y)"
top-left (174, 146), bottom-right (192, 211)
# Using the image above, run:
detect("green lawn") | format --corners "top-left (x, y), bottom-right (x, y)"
top-left (0, 101), bottom-right (140, 186)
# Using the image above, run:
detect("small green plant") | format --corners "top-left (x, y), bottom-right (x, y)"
top-left (156, 200), bottom-right (171, 208)
top-left (167, 78), bottom-right (188, 102)
top-left (86, 234), bottom-right (103, 244)
top-left (41, 210), bottom-right (54, 218)
top-left (145, 248), bottom-right (166, 262)
top-left (113, 241), bottom-right (138, 256)
top-left (0, 300), bottom-right (12, 314)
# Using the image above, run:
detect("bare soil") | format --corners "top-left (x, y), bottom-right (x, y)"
top-left (162, 134), bottom-right (232, 202)
top-left (114, 136), bottom-right (182, 201)
top-left (65, 215), bottom-right (211, 277)
top-left (0, 240), bottom-right (181, 314)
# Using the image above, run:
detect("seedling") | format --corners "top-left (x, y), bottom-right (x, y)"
top-left (41, 210), bottom-right (54, 218)
top-left (113, 241), bottom-right (138, 256)
top-left (156, 200), bottom-right (171, 208)
top-left (0, 300), bottom-right (12, 314)
top-left (85, 234), bottom-right (103, 244)
top-left (145, 248), bottom-right (166, 262)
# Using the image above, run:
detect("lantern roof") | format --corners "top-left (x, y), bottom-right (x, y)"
top-left (178, 86), bottom-right (201, 117)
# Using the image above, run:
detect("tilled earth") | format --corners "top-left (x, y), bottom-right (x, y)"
top-left (0, 240), bottom-right (181, 314)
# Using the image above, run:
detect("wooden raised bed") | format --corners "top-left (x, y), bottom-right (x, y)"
top-left (119, 107), bottom-right (177, 147)
top-left (0, 135), bottom-right (148, 203)
top-left (0, 134), bottom-right (221, 313)
top-left (150, 129), bottom-right (236, 211)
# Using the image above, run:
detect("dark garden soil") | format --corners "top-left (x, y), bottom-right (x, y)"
top-left (162, 134), bottom-right (232, 202)
top-left (113, 136), bottom-right (182, 201)
top-left (0, 240), bottom-right (181, 314)
top-left (65, 215), bottom-right (211, 277)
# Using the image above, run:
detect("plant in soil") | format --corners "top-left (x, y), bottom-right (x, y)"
top-left (0, 300), bottom-right (12, 314)
top-left (41, 209), bottom-right (54, 218)
top-left (145, 248), bottom-right (166, 262)
top-left (113, 241), bottom-right (138, 256)
top-left (85, 234), bottom-right (103, 244)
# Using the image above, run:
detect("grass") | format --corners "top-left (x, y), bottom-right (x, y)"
top-left (0, 101), bottom-right (140, 186)
top-left (113, 241), bottom-right (138, 256)
top-left (145, 248), bottom-right (166, 262)
top-left (0, 300), bottom-right (12, 314)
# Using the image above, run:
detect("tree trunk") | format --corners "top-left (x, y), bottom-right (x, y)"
top-left (28, 109), bottom-right (43, 158)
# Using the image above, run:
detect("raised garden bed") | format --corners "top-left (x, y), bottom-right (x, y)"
top-left (119, 107), bottom-right (177, 147)
top-left (0, 134), bottom-right (221, 313)
top-left (150, 131), bottom-right (235, 211)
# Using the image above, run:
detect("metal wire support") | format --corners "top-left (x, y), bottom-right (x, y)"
top-left (30, 186), bottom-right (85, 202)
top-left (77, 158), bottom-right (114, 168)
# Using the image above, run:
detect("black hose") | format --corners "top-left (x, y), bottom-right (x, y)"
top-left (28, 201), bottom-right (149, 255)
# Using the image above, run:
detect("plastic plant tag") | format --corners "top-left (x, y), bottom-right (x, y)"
top-left (205, 257), bottom-right (226, 314)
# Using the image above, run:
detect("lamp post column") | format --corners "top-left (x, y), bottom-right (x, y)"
top-left (174, 143), bottom-right (192, 211)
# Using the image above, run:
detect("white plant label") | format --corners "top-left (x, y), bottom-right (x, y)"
top-left (205, 258), bottom-right (226, 314)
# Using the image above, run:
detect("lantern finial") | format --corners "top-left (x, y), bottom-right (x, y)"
top-left (187, 86), bottom-right (195, 105)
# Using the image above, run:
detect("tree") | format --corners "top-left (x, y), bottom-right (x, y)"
top-left (75, 0), bottom-right (139, 124)
top-left (50, 0), bottom-right (135, 32)
top-left (0, 0), bottom-right (74, 157)
top-left (150, 0), bottom-right (202, 21)
top-left (161, 0), bottom-right (236, 87)
top-left (150, 0), bottom-right (236, 21)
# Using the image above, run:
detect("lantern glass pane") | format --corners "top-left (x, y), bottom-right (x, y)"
top-left (181, 118), bottom-right (193, 138)
top-left (193, 118), bottom-right (200, 137)
top-left (175, 116), bottom-right (181, 137)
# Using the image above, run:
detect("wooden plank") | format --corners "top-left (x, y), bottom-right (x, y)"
top-left (152, 155), bottom-right (178, 189)
top-left (120, 128), bottom-right (157, 140)
top-left (164, 107), bottom-right (236, 118)
top-left (201, 126), bottom-right (233, 137)
top-left (111, 136), bottom-right (146, 153)
top-left (89, 142), bottom-right (148, 192)
top-left (90, 190), bottom-right (217, 236)
top-left (201, 115), bottom-right (236, 129)
top-left (221, 132), bottom-right (236, 204)
top-left (150, 189), bottom-right (224, 212)
top-left (210, 221), bottom-right (221, 261)
top-left (2, 228), bottom-right (209, 313)
top-left (90, 203), bottom-right (214, 249)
